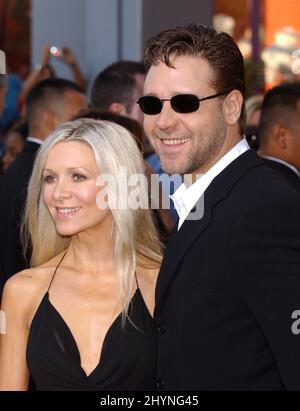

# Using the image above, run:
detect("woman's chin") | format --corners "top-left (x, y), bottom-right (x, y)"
top-left (56, 226), bottom-right (81, 237)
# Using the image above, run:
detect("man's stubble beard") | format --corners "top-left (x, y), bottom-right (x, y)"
top-left (156, 112), bottom-right (227, 176)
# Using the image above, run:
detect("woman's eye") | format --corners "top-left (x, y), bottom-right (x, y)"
top-left (43, 175), bottom-right (56, 184)
top-left (73, 173), bottom-right (86, 182)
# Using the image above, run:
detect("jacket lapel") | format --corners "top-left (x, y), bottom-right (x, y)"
top-left (155, 149), bottom-right (264, 308)
top-left (155, 198), bottom-right (212, 306)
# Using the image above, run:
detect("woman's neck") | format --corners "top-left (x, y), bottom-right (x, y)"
top-left (65, 220), bottom-right (116, 276)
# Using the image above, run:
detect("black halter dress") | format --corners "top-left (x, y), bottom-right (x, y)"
top-left (26, 255), bottom-right (158, 391)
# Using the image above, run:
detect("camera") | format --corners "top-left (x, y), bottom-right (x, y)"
top-left (50, 46), bottom-right (62, 57)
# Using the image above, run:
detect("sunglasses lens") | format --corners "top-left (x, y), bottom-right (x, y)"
top-left (138, 96), bottom-right (162, 115)
top-left (171, 94), bottom-right (200, 113)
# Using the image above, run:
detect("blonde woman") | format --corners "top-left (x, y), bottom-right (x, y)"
top-left (0, 119), bottom-right (162, 390)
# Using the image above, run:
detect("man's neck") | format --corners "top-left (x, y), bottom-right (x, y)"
top-left (29, 130), bottom-right (49, 141)
top-left (193, 135), bottom-right (243, 177)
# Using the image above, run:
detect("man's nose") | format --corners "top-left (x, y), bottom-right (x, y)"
top-left (155, 101), bottom-right (179, 131)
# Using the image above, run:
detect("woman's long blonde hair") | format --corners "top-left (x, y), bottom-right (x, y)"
top-left (22, 119), bottom-right (162, 318)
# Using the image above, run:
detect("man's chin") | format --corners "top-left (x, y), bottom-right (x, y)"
top-left (153, 148), bottom-right (188, 174)
top-left (160, 163), bottom-right (186, 176)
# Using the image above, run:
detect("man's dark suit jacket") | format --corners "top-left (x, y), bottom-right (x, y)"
top-left (263, 158), bottom-right (300, 194)
top-left (155, 149), bottom-right (300, 390)
top-left (0, 140), bottom-right (40, 299)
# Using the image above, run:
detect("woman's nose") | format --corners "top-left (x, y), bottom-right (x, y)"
top-left (53, 180), bottom-right (72, 201)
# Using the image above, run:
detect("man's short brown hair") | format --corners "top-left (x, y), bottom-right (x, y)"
top-left (144, 24), bottom-right (246, 133)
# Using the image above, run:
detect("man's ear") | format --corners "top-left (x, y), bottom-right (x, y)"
top-left (223, 90), bottom-right (243, 126)
top-left (43, 110), bottom-right (57, 133)
top-left (109, 102), bottom-right (127, 116)
top-left (272, 123), bottom-right (289, 149)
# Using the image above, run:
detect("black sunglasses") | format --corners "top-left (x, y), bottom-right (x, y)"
top-left (137, 91), bottom-right (230, 115)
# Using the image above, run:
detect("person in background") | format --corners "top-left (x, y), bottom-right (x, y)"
top-left (0, 78), bottom-right (87, 297)
top-left (139, 23), bottom-right (300, 390)
top-left (0, 72), bottom-right (22, 132)
top-left (244, 94), bottom-right (263, 150)
top-left (1, 120), bottom-right (28, 172)
top-left (258, 83), bottom-right (300, 193)
top-left (18, 45), bottom-right (87, 112)
top-left (0, 74), bottom-right (8, 172)
top-left (91, 60), bottom-right (145, 126)
top-left (0, 75), bottom-right (7, 116)
top-left (0, 119), bottom-right (161, 390)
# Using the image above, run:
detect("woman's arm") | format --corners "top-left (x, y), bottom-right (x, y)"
top-left (0, 274), bottom-right (31, 390)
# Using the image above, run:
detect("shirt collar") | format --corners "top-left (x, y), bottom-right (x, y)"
top-left (171, 137), bottom-right (250, 230)
top-left (26, 136), bottom-right (43, 145)
top-left (261, 155), bottom-right (300, 177)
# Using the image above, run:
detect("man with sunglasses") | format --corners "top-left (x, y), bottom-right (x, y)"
top-left (137, 24), bottom-right (300, 390)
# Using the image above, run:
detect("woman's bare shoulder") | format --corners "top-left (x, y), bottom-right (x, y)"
top-left (18, 251), bottom-right (67, 285)
top-left (2, 253), bottom-right (66, 311)
top-left (2, 268), bottom-right (48, 308)
top-left (1, 269), bottom-right (44, 327)
top-left (6, 260), bottom-right (58, 291)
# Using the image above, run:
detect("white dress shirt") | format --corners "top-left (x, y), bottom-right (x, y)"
top-left (26, 136), bottom-right (43, 145)
top-left (171, 138), bottom-right (250, 230)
